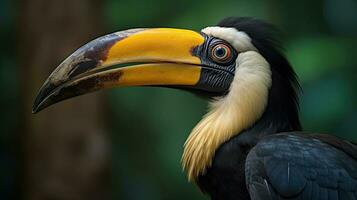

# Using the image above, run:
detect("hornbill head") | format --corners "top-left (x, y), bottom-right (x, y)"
top-left (33, 17), bottom-right (300, 181)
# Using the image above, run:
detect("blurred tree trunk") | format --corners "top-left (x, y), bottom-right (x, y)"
top-left (18, 0), bottom-right (111, 200)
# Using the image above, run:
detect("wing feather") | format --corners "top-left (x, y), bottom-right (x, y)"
top-left (246, 133), bottom-right (357, 200)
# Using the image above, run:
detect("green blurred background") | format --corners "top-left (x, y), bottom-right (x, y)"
top-left (0, 0), bottom-right (356, 199)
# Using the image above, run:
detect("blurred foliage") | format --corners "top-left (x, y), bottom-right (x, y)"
top-left (1, 0), bottom-right (357, 199)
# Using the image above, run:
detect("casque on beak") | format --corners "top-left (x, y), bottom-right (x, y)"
top-left (32, 28), bottom-right (206, 113)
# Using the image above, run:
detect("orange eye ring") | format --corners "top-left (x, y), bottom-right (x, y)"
top-left (211, 43), bottom-right (233, 64)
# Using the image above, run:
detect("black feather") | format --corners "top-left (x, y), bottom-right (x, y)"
top-left (246, 133), bottom-right (357, 200)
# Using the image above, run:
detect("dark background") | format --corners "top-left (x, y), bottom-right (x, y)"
top-left (1, 0), bottom-right (356, 199)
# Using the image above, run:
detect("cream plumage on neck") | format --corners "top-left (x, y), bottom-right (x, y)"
top-left (181, 27), bottom-right (273, 181)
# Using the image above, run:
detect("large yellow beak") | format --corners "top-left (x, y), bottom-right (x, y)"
top-left (32, 28), bottom-right (205, 113)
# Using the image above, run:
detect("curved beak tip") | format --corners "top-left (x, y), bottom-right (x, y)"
top-left (32, 107), bottom-right (39, 114)
top-left (32, 82), bottom-right (58, 114)
top-left (32, 93), bottom-right (46, 114)
top-left (32, 98), bottom-right (43, 114)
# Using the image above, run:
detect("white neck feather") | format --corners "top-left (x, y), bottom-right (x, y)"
top-left (182, 51), bottom-right (272, 181)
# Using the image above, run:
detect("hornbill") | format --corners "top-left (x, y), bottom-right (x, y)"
top-left (32, 17), bottom-right (357, 200)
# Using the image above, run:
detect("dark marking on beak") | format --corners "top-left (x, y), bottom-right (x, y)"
top-left (67, 29), bottom-right (145, 79)
top-left (68, 60), bottom-right (99, 79)
top-left (32, 70), bottom-right (123, 113)
top-left (95, 71), bottom-right (123, 86)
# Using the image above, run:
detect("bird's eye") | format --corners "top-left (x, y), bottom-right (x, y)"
top-left (210, 43), bottom-right (233, 64)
